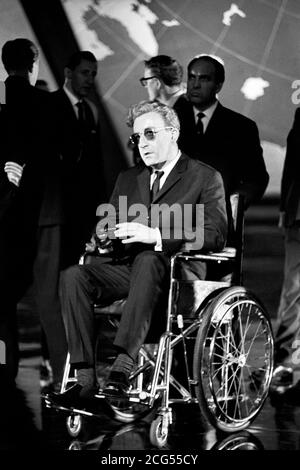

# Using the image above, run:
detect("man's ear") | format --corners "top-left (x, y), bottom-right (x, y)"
top-left (216, 81), bottom-right (224, 94)
top-left (172, 128), bottom-right (179, 142)
top-left (64, 66), bottom-right (72, 80)
top-left (154, 77), bottom-right (161, 90)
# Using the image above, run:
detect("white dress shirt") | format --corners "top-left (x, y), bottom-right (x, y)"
top-left (193, 100), bottom-right (218, 133)
top-left (63, 84), bottom-right (81, 117)
top-left (150, 150), bottom-right (182, 190)
top-left (150, 150), bottom-right (182, 250)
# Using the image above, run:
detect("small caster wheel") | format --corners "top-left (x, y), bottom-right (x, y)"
top-left (150, 416), bottom-right (168, 448)
top-left (66, 413), bottom-right (82, 438)
top-left (68, 440), bottom-right (83, 450)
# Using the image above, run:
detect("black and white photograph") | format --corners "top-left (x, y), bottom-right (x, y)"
top-left (0, 0), bottom-right (300, 454)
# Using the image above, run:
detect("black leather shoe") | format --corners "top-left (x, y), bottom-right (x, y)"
top-left (46, 384), bottom-right (83, 408)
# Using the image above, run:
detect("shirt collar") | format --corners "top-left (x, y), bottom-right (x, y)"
top-left (63, 84), bottom-right (81, 107)
top-left (193, 100), bottom-right (218, 122)
top-left (150, 150), bottom-right (181, 180)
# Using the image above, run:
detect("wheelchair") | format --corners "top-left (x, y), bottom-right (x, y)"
top-left (46, 194), bottom-right (274, 448)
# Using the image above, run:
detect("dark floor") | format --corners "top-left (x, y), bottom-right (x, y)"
top-left (3, 200), bottom-right (300, 452)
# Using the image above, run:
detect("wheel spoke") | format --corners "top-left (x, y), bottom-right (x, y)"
top-left (196, 289), bottom-right (273, 431)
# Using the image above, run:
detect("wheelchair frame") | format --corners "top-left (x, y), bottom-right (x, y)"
top-left (46, 194), bottom-right (274, 448)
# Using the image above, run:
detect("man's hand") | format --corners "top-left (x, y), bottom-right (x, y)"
top-left (4, 161), bottom-right (24, 187)
top-left (85, 234), bottom-right (97, 253)
top-left (114, 222), bottom-right (158, 245)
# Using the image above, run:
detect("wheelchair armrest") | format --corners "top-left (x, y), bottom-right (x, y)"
top-left (173, 247), bottom-right (237, 263)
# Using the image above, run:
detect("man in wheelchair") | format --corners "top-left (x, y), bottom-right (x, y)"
top-left (52, 100), bottom-right (227, 405)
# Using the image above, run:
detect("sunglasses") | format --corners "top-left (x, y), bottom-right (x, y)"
top-left (129, 127), bottom-right (173, 146)
top-left (139, 76), bottom-right (157, 86)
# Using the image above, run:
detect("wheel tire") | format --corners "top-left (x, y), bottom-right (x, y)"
top-left (66, 413), bottom-right (83, 438)
top-left (193, 286), bottom-right (273, 432)
top-left (108, 401), bottom-right (150, 423)
top-left (212, 431), bottom-right (264, 450)
top-left (149, 416), bottom-right (168, 448)
top-left (68, 440), bottom-right (83, 450)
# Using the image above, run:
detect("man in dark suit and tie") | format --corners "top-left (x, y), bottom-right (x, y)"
top-left (53, 101), bottom-right (227, 403)
top-left (32, 51), bottom-right (105, 389)
top-left (51, 51), bottom-right (105, 264)
top-left (176, 54), bottom-right (269, 215)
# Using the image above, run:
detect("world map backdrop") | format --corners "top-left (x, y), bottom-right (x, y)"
top-left (0, 0), bottom-right (299, 196)
top-left (62, 0), bottom-right (300, 196)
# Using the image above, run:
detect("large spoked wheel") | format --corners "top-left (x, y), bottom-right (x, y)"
top-left (212, 430), bottom-right (264, 450)
top-left (193, 286), bottom-right (274, 432)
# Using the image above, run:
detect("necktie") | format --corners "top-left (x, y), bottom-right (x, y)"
top-left (151, 170), bottom-right (164, 201)
top-left (196, 111), bottom-right (205, 136)
top-left (76, 100), bottom-right (85, 126)
top-left (76, 100), bottom-right (95, 134)
top-left (76, 100), bottom-right (96, 162)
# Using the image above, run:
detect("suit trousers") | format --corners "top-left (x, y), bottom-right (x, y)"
top-left (33, 225), bottom-right (68, 382)
top-left (60, 250), bottom-right (170, 366)
top-left (275, 226), bottom-right (300, 367)
top-left (0, 221), bottom-right (37, 382)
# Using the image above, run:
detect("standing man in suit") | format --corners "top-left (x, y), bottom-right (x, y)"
top-left (141, 55), bottom-right (186, 108)
top-left (271, 109), bottom-right (300, 392)
top-left (51, 51), bottom-right (105, 265)
top-left (0, 38), bottom-right (66, 385)
top-left (176, 54), bottom-right (269, 213)
top-left (52, 101), bottom-right (227, 403)
top-left (33, 51), bottom-right (106, 389)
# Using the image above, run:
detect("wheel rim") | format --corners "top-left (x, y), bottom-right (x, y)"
top-left (150, 417), bottom-right (168, 447)
top-left (156, 421), bottom-right (168, 445)
top-left (109, 400), bottom-right (149, 423)
top-left (213, 431), bottom-right (264, 450)
top-left (198, 289), bottom-right (273, 430)
top-left (67, 414), bottom-right (82, 437)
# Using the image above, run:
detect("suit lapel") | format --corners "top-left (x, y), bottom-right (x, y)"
top-left (137, 166), bottom-right (151, 207)
top-left (151, 154), bottom-right (188, 203)
top-left (204, 102), bottom-right (223, 136)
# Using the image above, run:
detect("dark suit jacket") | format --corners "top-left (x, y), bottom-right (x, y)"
top-left (0, 76), bottom-right (63, 228)
top-left (0, 77), bottom-right (62, 297)
top-left (51, 89), bottom-right (106, 243)
top-left (280, 108), bottom-right (300, 227)
top-left (175, 99), bottom-right (269, 208)
top-left (100, 153), bottom-right (227, 258)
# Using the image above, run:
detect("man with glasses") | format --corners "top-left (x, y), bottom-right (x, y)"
top-left (131, 55), bottom-right (186, 165)
top-left (52, 101), bottom-right (227, 403)
top-left (140, 55), bottom-right (186, 108)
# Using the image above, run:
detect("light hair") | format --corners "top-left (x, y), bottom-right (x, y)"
top-left (127, 100), bottom-right (180, 130)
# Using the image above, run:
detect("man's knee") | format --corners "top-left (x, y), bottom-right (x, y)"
top-left (132, 250), bottom-right (169, 279)
top-left (60, 265), bottom-right (87, 291)
top-left (133, 250), bottom-right (166, 266)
